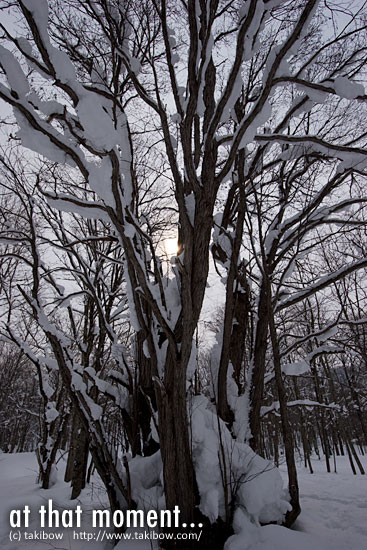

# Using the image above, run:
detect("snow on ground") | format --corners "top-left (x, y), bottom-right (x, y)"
top-left (226, 453), bottom-right (367, 550)
top-left (289, 453), bottom-right (367, 549)
top-left (0, 451), bottom-right (366, 549)
top-left (0, 451), bottom-right (112, 550)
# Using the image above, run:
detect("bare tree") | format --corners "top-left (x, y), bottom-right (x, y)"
top-left (2, 0), bottom-right (367, 546)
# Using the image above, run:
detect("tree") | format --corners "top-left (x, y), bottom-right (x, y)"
top-left (1, 0), bottom-right (367, 547)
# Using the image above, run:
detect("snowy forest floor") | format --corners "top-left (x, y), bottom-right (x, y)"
top-left (0, 451), bottom-right (366, 550)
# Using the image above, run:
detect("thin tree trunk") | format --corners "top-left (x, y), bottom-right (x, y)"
top-left (249, 281), bottom-right (269, 452)
top-left (268, 291), bottom-right (300, 526)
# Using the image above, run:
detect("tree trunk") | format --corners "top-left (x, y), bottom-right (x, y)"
top-left (157, 348), bottom-right (195, 539)
top-left (249, 281), bottom-right (269, 452)
top-left (268, 289), bottom-right (300, 526)
top-left (71, 422), bottom-right (89, 499)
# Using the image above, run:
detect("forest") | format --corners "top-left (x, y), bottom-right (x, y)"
top-left (0, 1), bottom-right (366, 549)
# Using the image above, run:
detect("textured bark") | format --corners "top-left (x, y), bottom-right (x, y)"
top-left (217, 181), bottom-right (248, 423)
top-left (249, 282), bottom-right (270, 452)
top-left (135, 329), bottom-right (159, 456)
top-left (230, 280), bottom-right (250, 392)
top-left (68, 415), bottom-right (89, 499)
top-left (268, 292), bottom-right (300, 526)
top-left (157, 348), bottom-right (195, 525)
top-left (65, 412), bottom-right (77, 483)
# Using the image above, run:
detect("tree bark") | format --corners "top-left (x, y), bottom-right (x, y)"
top-left (268, 286), bottom-right (300, 526)
top-left (249, 281), bottom-right (269, 452)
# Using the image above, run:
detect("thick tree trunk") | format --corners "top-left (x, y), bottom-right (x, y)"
top-left (65, 409), bottom-right (89, 498)
top-left (156, 348), bottom-right (195, 536)
top-left (72, 427), bottom-right (89, 498)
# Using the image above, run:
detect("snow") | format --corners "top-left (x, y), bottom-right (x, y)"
top-left (0, 452), bottom-right (113, 550)
top-left (129, 57), bottom-right (141, 75)
top-left (47, 195), bottom-right (109, 221)
top-left (0, 8), bottom-right (134, 213)
top-left (87, 159), bottom-right (116, 207)
top-left (71, 372), bottom-right (86, 392)
top-left (191, 396), bottom-right (290, 525)
top-left (14, 111), bottom-right (73, 166)
top-left (317, 325), bottom-right (338, 342)
top-left (127, 452), bottom-right (164, 510)
top-left (184, 193), bottom-right (195, 225)
top-left (261, 399), bottom-right (339, 417)
top-left (233, 392), bottom-right (251, 442)
top-left (170, 113), bottom-right (181, 123)
top-left (16, 37), bottom-right (33, 57)
top-left (0, 46), bottom-right (30, 99)
top-left (45, 405), bottom-right (59, 423)
top-left (288, 456), bottom-right (367, 549)
top-left (143, 339), bottom-right (150, 358)
top-left (22, 1), bottom-right (49, 41)
top-left (282, 359), bottom-right (309, 376)
top-left (219, 73), bottom-right (243, 124)
top-left (225, 454), bottom-right (367, 550)
top-left (0, 451), bottom-right (366, 549)
top-left (238, 101), bottom-right (272, 150)
top-left (227, 522), bottom-right (339, 550)
top-left (76, 94), bottom-right (118, 151)
top-left (122, 260), bottom-right (140, 332)
top-left (332, 76), bottom-right (364, 100)
top-left (237, 454), bottom-right (291, 524)
top-left (88, 402), bottom-right (103, 422)
top-left (163, 276), bottom-right (181, 329)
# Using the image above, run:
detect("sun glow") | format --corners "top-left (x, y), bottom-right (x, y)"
top-left (162, 238), bottom-right (178, 257)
